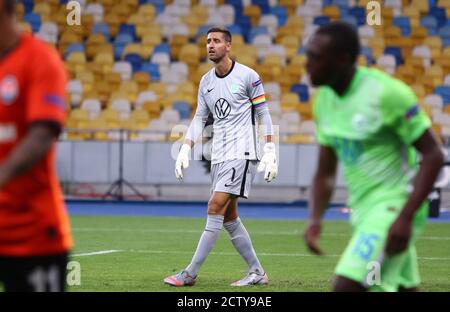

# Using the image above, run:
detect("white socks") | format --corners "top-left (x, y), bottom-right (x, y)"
top-left (185, 214), bottom-right (224, 277)
top-left (224, 217), bottom-right (264, 275)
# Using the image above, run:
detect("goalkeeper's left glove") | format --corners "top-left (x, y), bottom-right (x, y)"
top-left (257, 142), bottom-right (278, 182)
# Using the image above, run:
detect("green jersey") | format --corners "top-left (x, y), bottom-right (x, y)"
top-left (313, 67), bottom-right (431, 223)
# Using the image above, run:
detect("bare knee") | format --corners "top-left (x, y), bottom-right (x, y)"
top-left (333, 276), bottom-right (367, 292)
top-left (208, 198), bottom-right (226, 215)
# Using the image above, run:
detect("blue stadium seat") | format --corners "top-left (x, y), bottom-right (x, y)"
top-left (434, 86), bottom-right (450, 105)
top-left (393, 16), bottom-right (411, 36)
top-left (420, 16), bottom-right (438, 36)
top-left (173, 102), bottom-right (192, 120)
top-left (227, 25), bottom-right (243, 36)
top-left (252, 0), bottom-right (270, 14)
top-left (92, 23), bottom-right (111, 41)
top-left (23, 0), bottom-right (34, 14)
top-left (439, 25), bottom-right (450, 44)
top-left (147, 0), bottom-right (165, 14)
top-left (139, 63), bottom-right (160, 81)
top-left (114, 34), bottom-right (134, 60)
top-left (429, 7), bottom-right (447, 28)
top-left (332, 0), bottom-right (349, 8)
top-left (361, 47), bottom-right (373, 64)
top-left (248, 26), bottom-right (268, 42)
top-left (123, 53), bottom-right (142, 73)
top-left (118, 24), bottom-right (136, 41)
top-left (384, 47), bottom-right (403, 65)
top-left (65, 43), bottom-right (85, 59)
top-left (313, 16), bottom-right (330, 26)
top-left (225, 0), bottom-right (243, 13)
top-left (341, 15), bottom-right (358, 26)
top-left (196, 25), bottom-right (212, 38)
top-left (153, 43), bottom-right (171, 55)
top-left (24, 13), bottom-right (41, 33)
top-left (290, 84), bottom-right (309, 102)
top-left (270, 6), bottom-right (288, 26)
top-left (235, 15), bottom-right (252, 41)
top-left (349, 7), bottom-right (366, 26)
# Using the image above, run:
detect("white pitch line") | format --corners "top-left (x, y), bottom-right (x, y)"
top-left (72, 250), bottom-right (122, 257)
top-left (69, 249), bottom-right (450, 261)
top-left (71, 227), bottom-right (450, 240)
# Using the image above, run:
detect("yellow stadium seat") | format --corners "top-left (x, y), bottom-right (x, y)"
top-left (411, 0), bottom-right (429, 13)
top-left (95, 80), bottom-right (113, 104)
top-left (179, 44), bottom-right (200, 66)
top-left (437, 0), bottom-right (450, 9)
top-left (280, 93), bottom-right (300, 111)
top-left (424, 37), bottom-right (442, 59)
top-left (279, 0), bottom-right (303, 16)
top-left (106, 72), bottom-right (123, 90)
top-left (124, 0), bottom-right (139, 11)
top-left (243, 5), bottom-right (261, 27)
top-left (110, 3), bottom-right (132, 24)
top-left (142, 101), bottom-right (161, 119)
top-left (148, 82), bottom-right (166, 99)
top-left (170, 34), bottom-right (190, 60)
top-left (280, 35), bottom-right (300, 60)
top-left (410, 26), bottom-right (428, 46)
top-left (120, 81), bottom-right (139, 103)
top-left (133, 72), bottom-right (151, 92)
top-left (323, 6), bottom-right (340, 20)
top-left (191, 5), bottom-right (209, 23)
top-left (59, 31), bottom-right (82, 55)
top-left (131, 109), bottom-right (150, 124)
top-left (15, 1), bottom-right (24, 19)
top-left (138, 4), bottom-right (156, 20)
top-left (127, 14), bottom-right (141, 26)
top-left (122, 43), bottom-right (142, 59)
top-left (103, 14), bottom-right (121, 38)
top-left (395, 65), bottom-right (415, 85)
top-left (141, 33), bottom-right (162, 47)
top-left (33, 2), bottom-right (51, 22)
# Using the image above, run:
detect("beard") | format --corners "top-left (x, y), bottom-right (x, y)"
top-left (208, 53), bottom-right (223, 63)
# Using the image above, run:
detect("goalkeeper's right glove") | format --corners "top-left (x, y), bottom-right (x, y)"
top-left (175, 144), bottom-right (191, 180)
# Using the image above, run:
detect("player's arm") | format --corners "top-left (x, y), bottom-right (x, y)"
top-left (0, 121), bottom-right (61, 188)
top-left (175, 79), bottom-right (210, 180)
top-left (248, 71), bottom-right (278, 182)
top-left (304, 145), bottom-right (338, 255)
top-left (386, 129), bottom-right (443, 255)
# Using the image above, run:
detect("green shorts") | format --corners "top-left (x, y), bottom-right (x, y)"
top-left (335, 200), bottom-right (428, 292)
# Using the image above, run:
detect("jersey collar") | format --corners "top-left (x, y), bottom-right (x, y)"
top-left (215, 60), bottom-right (235, 79)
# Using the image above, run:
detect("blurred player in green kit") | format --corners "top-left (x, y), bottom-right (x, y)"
top-left (303, 22), bottom-right (444, 292)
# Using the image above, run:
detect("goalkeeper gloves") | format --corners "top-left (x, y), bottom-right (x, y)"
top-left (175, 144), bottom-right (191, 180)
top-left (257, 142), bottom-right (278, 182)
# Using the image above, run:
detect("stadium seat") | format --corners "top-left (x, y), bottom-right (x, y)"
top-left (290, 83), bottom-right (309, 102)
top-left (173, 101), bottom-right (192, 120)
top-left (434, 86), bottom-right (450, 105)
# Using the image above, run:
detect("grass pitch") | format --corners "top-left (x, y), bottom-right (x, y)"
top-left (67, 215), bottom-right (450, 292)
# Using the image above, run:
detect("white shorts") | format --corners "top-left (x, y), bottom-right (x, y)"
top-left (211, 159), bottom-right (258, 199)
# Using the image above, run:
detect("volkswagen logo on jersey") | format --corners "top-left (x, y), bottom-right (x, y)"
top-left (214, 98), bottom-right (231, 119)
top-left (0, 75), bottom-right (19, 105)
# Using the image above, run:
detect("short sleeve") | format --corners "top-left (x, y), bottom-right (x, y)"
top-left (26, 48), bottom-right (67, 126)
top-left (313, 91), bottom-right (332, 146)
top-left (381, 79), bottom-right (431, 145)
top-left (247, 69), bottom-right (267, 108)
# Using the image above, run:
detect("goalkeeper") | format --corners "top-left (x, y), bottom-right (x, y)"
top-left (164, 27), bottom-right (277, 287)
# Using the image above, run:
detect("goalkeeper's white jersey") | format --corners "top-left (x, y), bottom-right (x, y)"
top-left (190, 61), bottom-right (267, 164)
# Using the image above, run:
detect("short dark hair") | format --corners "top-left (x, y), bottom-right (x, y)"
top-left (207, 27), bottom-right (232, 43)
top-left (316, 21), bottom-right (360, 63)
top-left (5, 0), bottom-right (16, 14)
